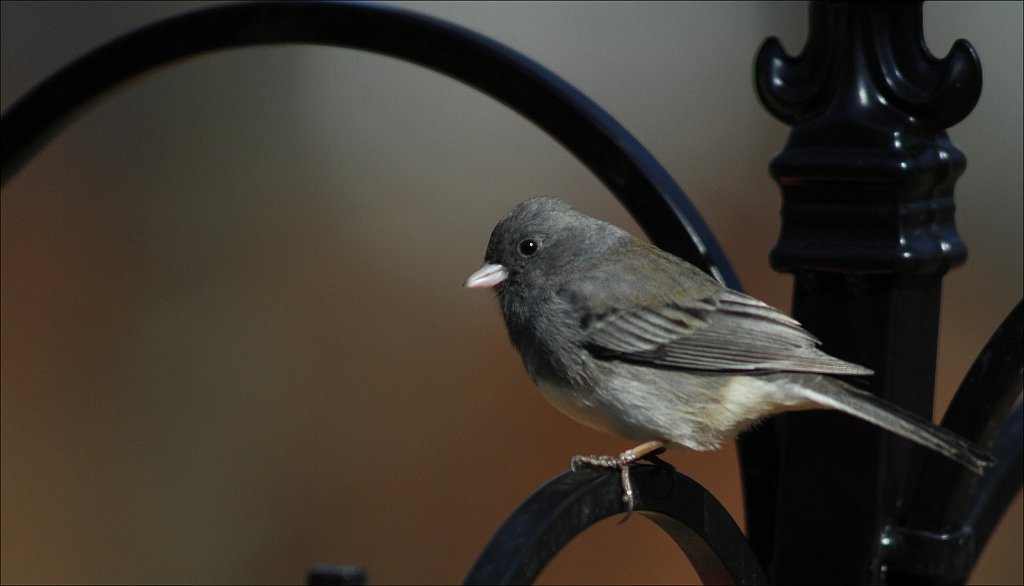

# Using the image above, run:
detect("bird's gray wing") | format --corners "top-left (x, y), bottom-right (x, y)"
top-left (582, 289), bottom-right (873, 375)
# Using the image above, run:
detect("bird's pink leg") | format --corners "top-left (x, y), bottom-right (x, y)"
top-left (570, 439), bottom-right (667, 521)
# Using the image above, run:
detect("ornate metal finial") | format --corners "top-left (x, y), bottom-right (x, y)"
top-left (754, 1), bottom-right (982, 276)
top-left (756, 1), bottom-right (981, 130)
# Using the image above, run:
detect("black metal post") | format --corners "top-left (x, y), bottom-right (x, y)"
top-left (754, 2), bottom-right (982, 583)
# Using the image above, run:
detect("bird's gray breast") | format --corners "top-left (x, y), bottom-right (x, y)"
top-left (513, 293), bottom-right (593, 388)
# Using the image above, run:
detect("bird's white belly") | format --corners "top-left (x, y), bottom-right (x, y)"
top-left (534, 368), bottom-right (812, 451)
top-left (535, 379), bottom-right (620, 436)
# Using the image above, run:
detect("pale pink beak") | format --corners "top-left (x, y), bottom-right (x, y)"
top-left (465, 263), bottom-right (508, 288)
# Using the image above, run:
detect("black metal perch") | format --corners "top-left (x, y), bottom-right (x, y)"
top-left (463, 464), bottom-right (765, 585)
top-left (2, 1), bottom-right (1020, 584)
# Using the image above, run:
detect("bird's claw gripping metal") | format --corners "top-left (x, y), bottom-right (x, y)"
top-left (570, 451), bottom-right (647, 522)
top-left (570, 441), bottom-right (667, 522)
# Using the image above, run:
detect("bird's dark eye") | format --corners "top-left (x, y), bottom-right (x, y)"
top-left (517, 238), bottom-right (539, 256)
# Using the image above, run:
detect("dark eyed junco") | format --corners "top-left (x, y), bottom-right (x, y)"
top-left (466, 197), bottom-right (992, 510)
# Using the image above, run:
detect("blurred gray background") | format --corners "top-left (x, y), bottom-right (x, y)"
top-left (2, 2), bottom-right (1020, 584)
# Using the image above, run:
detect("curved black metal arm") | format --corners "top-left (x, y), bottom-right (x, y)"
top-left (882, 401), bottom-right (1022, 583)
top-left (883, 301), bottom-right (1023, 582)
top-left (2, 5), bottom-right (752, 580)
top-left (0, 0), bottom-right (737, 290)
top-left (941, 301), bottom-right (1023, 451)
top-left (964, 401), bottom-right (1023, 559)
top-left (945, 305), bottom-right (1024, 556)
top-left (463, 464), bottom-right (765, 585)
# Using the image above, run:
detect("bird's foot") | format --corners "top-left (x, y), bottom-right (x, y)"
top-left (570, 440), bottom-right (666, 522)
top-left (571, 451), bottom-right (639, 516)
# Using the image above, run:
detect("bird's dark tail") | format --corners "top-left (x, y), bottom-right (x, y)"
top-left (798, 376), bottom-right (995, 474)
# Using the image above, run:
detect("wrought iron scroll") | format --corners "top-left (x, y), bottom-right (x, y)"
top-left (1, 1), bottom-right (752, 583)
top-left (883, 301), bottom-right (1024, 583)
top-left (463, 465), bottom-right (765, 585)
top-left (0, 1), bottom-right (738, 291)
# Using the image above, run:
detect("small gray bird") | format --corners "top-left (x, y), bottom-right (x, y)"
top-left (466, 197), bottom-right (992, 510)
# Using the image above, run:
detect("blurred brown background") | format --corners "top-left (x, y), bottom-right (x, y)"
top-left (2, 2), bottom-right (1020, 584)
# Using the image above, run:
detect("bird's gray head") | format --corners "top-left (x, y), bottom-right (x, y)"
top-left (465, 197), bottom-right (628, 296)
